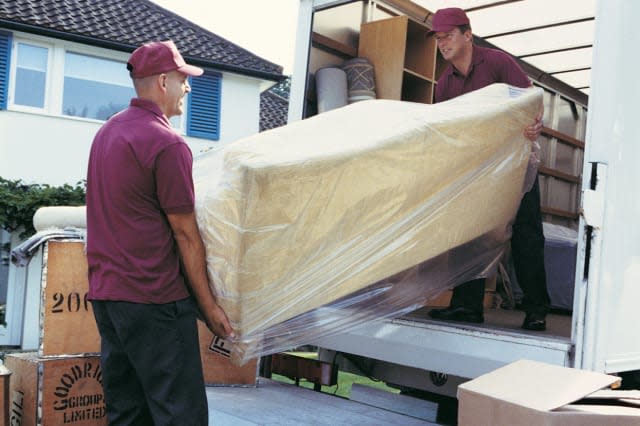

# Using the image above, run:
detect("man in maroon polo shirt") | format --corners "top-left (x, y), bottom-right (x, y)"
top-left (426, 8), bottom-right (550, 331)
top-left (86, 40), bottom-right (234, 425)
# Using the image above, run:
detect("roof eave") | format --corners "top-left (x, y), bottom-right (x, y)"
top-left (0, 19), bottom-right (284, 83)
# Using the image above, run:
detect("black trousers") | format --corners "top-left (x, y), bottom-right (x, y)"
top-left (92, 298), bottom-right (208, 426)
top-left (450, 177), bottom-right (550, 314)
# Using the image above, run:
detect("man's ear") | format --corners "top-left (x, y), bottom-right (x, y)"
top-left (158, 74), bottom-right (167, 90)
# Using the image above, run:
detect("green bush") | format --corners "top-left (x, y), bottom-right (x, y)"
top-left (0, 177), bottom-right (86, 238)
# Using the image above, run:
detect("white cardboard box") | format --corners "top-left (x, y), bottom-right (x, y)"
top-left (458, 359), bottom-right (640, 426)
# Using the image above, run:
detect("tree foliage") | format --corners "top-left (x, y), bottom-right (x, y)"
top-left (0, 177), bottom-right (86, 238)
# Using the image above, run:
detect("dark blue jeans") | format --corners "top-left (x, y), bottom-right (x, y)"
top-left (451, 177), bottom-right (550, 315)
top-left (91, 298), bottom-right (207, 426)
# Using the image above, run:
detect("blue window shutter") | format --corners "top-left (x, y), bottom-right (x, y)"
top-left (0, 31), bottom-right (12, 110)
top-left (187, 72), bottom-right (221, 140)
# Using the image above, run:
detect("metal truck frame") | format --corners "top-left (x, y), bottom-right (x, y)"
top-left (287, 0), bottom-right (640, 396)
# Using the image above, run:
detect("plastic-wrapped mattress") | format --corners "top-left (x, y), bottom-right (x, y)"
top-left (194, 83), bottom-right (543, 363)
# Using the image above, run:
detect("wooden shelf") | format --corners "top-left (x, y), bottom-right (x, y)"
top-left (359, 15), bottom-right (437, 104)
top-left (311, 32), bottom-right (357, 59)
top-left (402, 72), bottom-right (433, 103)
top-left (404, 18), bottom-right (437, 78)
top-left (403, 67), bottom-right (435, 84)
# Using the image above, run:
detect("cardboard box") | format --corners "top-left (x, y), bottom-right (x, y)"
top-left (197, 320), bottom-right (258, 386)
top-left (5, 352), bottom-right (106, 426)
top-left (40, 241), bottom-right (100, 356)
top-left (458, 359), bottom-right (640, 426)
top-left (1, 363), bottom-right (10, 426)
top-left (40, 240), bottom-right (256, 384)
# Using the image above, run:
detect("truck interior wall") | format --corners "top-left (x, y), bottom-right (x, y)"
top-left (313, 0), bottom-right (363, 46)
top-left (536, 89), bottom-right (586, 230)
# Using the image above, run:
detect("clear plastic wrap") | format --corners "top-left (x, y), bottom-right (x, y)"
top-left (193, 83), bottom-right (543, 364)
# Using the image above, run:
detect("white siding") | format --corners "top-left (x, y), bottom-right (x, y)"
top-left (0, 72), bottom-right (264, 186)
top-left (218, 72), bottom-right (262, 144)
top-left (1, 110), bottom-right (101, 185)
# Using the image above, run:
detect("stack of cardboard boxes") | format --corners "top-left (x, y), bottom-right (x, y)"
top-left (6, 240), bottom-right (104, 425)
top-left (5, 239), bottom-right (258, 425)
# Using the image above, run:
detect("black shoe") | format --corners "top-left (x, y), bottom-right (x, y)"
top-left (428, 306), bottom-right (484, 324)
top-left (522, 312), bottom-right (546, 331)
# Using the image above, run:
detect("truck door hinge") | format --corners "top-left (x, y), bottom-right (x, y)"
top-left (580, 162), bottom-right (607, 229)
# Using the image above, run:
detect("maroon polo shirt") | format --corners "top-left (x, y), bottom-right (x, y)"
top-left (86, 98), bottom-right (193, 303)
top-left (435, 45), bottom-right (531, 103)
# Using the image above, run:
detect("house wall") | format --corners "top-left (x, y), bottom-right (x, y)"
top-left (0, 71), bottom-right (262, 186)
top-left (218, 72), bottom-right (261, 143)
top-left (1, 110), bottom-right (101, 185)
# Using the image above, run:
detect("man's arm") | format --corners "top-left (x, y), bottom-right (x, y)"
top-left (167, 211), bottom-right (234, 338)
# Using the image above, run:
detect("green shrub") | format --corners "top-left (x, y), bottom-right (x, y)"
top-left (0, 177), bottom-right (86, 238)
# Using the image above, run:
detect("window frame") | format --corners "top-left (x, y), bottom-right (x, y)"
top-left (61, 49), bottom-right (137, 121)
top-left (9, 37), bottom-right (54, 114)
top-left (6, 32), bottom-right (185, 133)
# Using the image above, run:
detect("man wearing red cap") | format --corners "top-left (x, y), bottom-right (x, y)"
top-left (426, 8), bottom-right (550, 331)
top-left (86, 40), bottom-right (234, 425)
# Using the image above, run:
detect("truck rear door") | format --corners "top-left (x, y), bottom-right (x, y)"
top-left (574, 0), bottom-right (640, 374)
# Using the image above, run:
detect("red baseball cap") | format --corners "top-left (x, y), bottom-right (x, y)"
top-left (427, 8), bottom-right (470, 35)
top-left (127, 40), bottom-right (203, 78)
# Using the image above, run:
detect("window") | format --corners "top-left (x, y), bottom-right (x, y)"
top-left (3, 34), bottom-right (221, 140)
top-left (14, 42), bottom-right (48, 108)
top-left (63, 52), bottom-right (134, 120)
